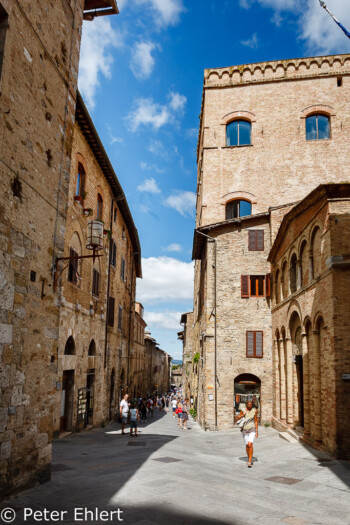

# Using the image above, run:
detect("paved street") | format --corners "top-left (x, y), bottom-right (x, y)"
top-left (2, 411), bottom-right (350, 525)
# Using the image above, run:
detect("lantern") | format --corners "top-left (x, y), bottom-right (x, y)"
top-left (86, 220), bottom-right (104, 252)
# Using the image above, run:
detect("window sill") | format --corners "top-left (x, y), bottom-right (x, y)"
top-left (305, 138), bottom-right (331, 143)
top-left (223, 144), bottom-right (253, 149)
top-left (246, 356), bottom-right (264, 359)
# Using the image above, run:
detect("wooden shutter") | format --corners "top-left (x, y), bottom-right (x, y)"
top-left (255, 331), bottom-right (263, 357)
top-left (246, 331), bottom-right (255, 357)
top-left (107, 297), bottom-right (115, 327)
top-left (241, 275), bottom-right (249, 298)
top-left (265, 273), bottom-right (271, 298)
top-left (248, 231), bottom-right (255, 250)
top-left (257, 230), bottom-right (264, 251)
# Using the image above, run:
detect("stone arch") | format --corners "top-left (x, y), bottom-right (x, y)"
top-left (220, 190), bottom-right (257, 205)
top-left (221, 110), bottom-right (256, 125)
top-left (64, 336), bottom-right (75, 355)
top-left (300, 104), bottom-right (336, 119)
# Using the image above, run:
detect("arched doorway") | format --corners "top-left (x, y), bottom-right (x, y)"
top-left (289, 311), bottom-right (303, 428)
top-left (234, 374), bottom-right (261, 423)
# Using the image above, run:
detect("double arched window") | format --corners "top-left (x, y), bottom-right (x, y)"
top-left (226, 120), bottom-right (251, 147)
top-left (306, 114), bottom-right (330, 141)
top-left (226, 199), bottom-right (252, 220)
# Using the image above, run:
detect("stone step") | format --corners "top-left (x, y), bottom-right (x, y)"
top-left (279, 431), bottom-right (298, 443)
top-left (287, 428), bottom-right (302, 441)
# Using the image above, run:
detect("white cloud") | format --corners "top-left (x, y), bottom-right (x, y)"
top-left (144, 310), bottom-right (182, 331)
top-left (106, 125), bottom-right (123, 145)
top-left (163, 243), bottom-right (182, 253)
top-left (130, 41), bottom-right (159, 80)
top-left (140, 161), bottom-right (165, 174)
top-left (148, 139), bottom-right (169, 159)
top-left (78, 18), bottom-right (123, 110)
top-left (137, 178), bottom-right (161, 194)
top-left (165, 191), bottom-right (196, 218)
top-left (169, 91), bottom-right (187, 111)
top-left (241, 32), bottom-right (259, 49)
top-left (125, 98), bottom-right (171, 132)
top-left (136, 0), bottom-right (185, 27)
top-left (241, 0), bottom-right (350, 54)
top-left (137, 256), bottom-right (194, 304)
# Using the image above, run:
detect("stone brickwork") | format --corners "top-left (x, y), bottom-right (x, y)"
top-left (0, 0), bottom-right (84, 497)
top-left (197, 54), bottom-right (350, 228)
top-left (130, 302), bottom-right (147, 397)
top-left (180, 312), bottom-right (194, 401)
top-left (144, 334), bottom-right (171, 395)
top-left (269, 184), bottom-right (350, 459)
top-left (192, 54), bottom-right (350, 438)
top-left (0, 0), bottom-right (121, 498)
top-left (54, 96), bottom-right (141, 435)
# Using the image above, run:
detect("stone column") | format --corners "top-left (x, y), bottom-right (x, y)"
top-left (280, 340), bottom-right (286, 421)
top-left (285, 337), bottom-right (294, 425)
top-left (308, 251), bottom-right (314, 282)
top-left (297, 259), bottom-right (302, 289)
top-left (273, 338), bottom-right (280, 419)
top-left (302, 332), bottom-right (310, 436)
top-left (311, 329), bottom-right (322, 443)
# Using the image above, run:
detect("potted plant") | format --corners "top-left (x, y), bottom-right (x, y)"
top-left (83, 208), bottom-right (93, 216)
top-left (74, 194), bottom-right (81, 202)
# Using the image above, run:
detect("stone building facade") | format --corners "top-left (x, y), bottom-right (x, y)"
top-left (144, 333), bottom-right (171, 395)
top-left (130, 302), bottom-right (147, 398)
top-left (191, 54), bottom-right (350, 433)
top-left (0, 0), bottom-right (118, 497)
top-left (54, 92), bottom-right (141, 435)
top-left (269, 184), bottom-right (350, 459)
top-left (179, 312), bottom-right (194, 400)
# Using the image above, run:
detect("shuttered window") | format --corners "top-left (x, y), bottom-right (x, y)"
top-left (241, 275), bottom-right (249, 298)
top-left (246, 331), bottom-right (263, 358)
top-left (92, 269), bottom-right (100, 297)
top-left (250, 275), bottom-right (265, 296)
top-left (265, 273), bottom-right (271, 298)
top-left (107, 297), bottom-right (115, 327)
top-left (248, 230), bottom-right (264, 251)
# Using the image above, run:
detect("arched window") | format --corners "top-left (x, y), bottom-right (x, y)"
top-left (275, 269), bottom-right (280, 304)
top-left (76, 163), bottom-right (86, 199)
top-left (97, 193), bottom-right (103, 221)
top-left (300, 240), bottom-right (308, 287)
top-left (311, 227), bottom-right (322, 278)
top-left (226, 199), bottom-right (252, 220)
top-left (281, 261), bottom-right (288, 299)
top-left (306, 114), bottom-right (330, 141)
top-left (88, 339), bottom-right (96, 356)
top-left (290, 253), bottom-right (297, 293)
top-left (68, 232), bottom-right (82, 285)
top-left (64, 336), bottom-right (75, 355)
top-left (226, 120), bottom-right (251, 146)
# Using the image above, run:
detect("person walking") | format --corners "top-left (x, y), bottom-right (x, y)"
top-left (140, 398), bottom-right (147, 423)
top-left (129, 402), bottom-right (139, 437)
top-left (182, 398), bottom-right (189, 430)
top-left (120, 394), bottom-right (129, 435)
top-left (171, 396), bottom-right (177, 417)
top-left (238, 400), bottom-right (258, 467)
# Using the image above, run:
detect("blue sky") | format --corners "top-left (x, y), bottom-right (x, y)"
top-left (78, 0), bottom-right (350, 360)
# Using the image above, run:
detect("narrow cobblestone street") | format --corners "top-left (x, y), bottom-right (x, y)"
top-left (2, 411), bottom-right (350, 525)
